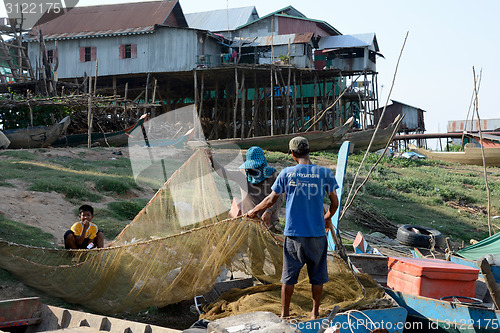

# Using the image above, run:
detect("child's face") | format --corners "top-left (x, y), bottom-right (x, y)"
top-left (79, 210), bottom-right (93, 222)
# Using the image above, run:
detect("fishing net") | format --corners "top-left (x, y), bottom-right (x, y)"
top-left (0, 149), bottom-right (284, 314)
top-left (200, 255), bottom-right (392, 321)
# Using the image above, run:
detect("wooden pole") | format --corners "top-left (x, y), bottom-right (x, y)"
top-left (313, 73), bottom-right (318, 131)
top-left (300, 72), bottom-right (304, 130)
top-left (270, 66), bottom-right (274, 136)
top-left (87, 75), bottom-right (93, 148)
top-left (293, 71), bottom-right (297, 133)
top-left (285, 67), bottom-right (291, 134)
top-left (194, 70), bottom-right (199, 138)
top-left (241, 71), bottom-right (246, 138)
top-left (233, 67), bottom-right (239, 138)
top-left (264, 80), bottom-right (269, 136)
top-left (479, 258), bottom-right (500, 309)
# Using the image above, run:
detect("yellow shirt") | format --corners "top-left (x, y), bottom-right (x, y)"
top-left (71, 222), bottom-right (98, 239)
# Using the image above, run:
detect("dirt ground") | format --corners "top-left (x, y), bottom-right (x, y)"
top-left (0, 147), bottom-right (155, 247)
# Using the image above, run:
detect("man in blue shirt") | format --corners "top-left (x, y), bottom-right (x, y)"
top-left (247, 136), bottom-right (339, 319)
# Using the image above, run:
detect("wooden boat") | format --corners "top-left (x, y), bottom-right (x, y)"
top-left (2, 116), bottom-right (70, 149)
top-left (296, 307), bottom-right (407, 333)
top-left (334, 114), bottom-right (402, 152)
top-left (410, 144), bottom-right (500, 167)
top-left (0, 297), bottom-right (181, 333)
top-left (207, 117), bottom-right (354, 152)
top-left (350, 253), bottom-right (500, 333)
top-left (0, 130), bottom-right (10, 149)
top-left (52, 114), bottom-right (147, 147)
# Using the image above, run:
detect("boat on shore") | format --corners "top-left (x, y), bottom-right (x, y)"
top-left (207, 117), bottom-right (354, 152)
top-left (333, 115), bottom-right (402, 152)
top-left (0, 297), bottom-right (181, 333)
top-left (52, 114), bottom-right (147, 147)
top-left (410, 144), bottom-right (500, 167)
top-left (2, 116), bottom-right (70, 149)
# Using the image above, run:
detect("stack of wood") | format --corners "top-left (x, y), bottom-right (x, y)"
top-left (350, 199), bottom-right (399, 238)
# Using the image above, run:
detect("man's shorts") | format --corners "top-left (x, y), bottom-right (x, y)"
top-left (281, 236), bottom-right (329, 285)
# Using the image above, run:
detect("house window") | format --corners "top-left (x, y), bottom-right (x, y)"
top-left (79, 46), bottom-right (96, 62)
top-left (84, 47), bottom-right (91, 61)
top-left (47, 49), bottom-right (56, 63)
top-left (124, 44), bottom-right (131, 58)
top-left (119, 44), bottom-right (137, 59)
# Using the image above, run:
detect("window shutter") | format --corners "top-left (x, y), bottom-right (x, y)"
top-left (119, 44), bottom-right (125, 59)
top-left (131, 44), bottom-right (137, 58)
top-left (79, 47), bottom-right (85, 62)
top-left (91, 47), bottom-right (97, 61)
top-left (53, 48), bottom-right (57, 61)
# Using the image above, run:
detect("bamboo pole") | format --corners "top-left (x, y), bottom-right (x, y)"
top-left (313, 73), bottom-right (318, 131)
top-left (87, 76), bottom-right (93, 148)
top-left (233, 67), bottom-right (239, 138)
top-left (472, 67), bottom-right (492, 236)
top-left (241, 71), bottom-right (246, 138)
top-left (270, 66), bottom-right (274, 136)
top-left (293, 71), bottom-right (297, 133)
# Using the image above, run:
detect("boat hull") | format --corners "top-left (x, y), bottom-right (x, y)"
top-left (334, 114), bottom-right (402, 152)
top-left (294, 307), bottom-right (408, 333)
top-left (386, 289), bottom-right (500, 333)
top-left (411, 146), bottom-right (500, 167)
top-left (2, 116), bottom-right (70, 149)
top-left (52, 115), bottom-right (146, 147)
top-left (208, 117), bottom-right (353, 152)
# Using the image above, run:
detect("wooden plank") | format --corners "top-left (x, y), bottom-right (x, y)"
top-left (479, 258), bottom-right (500, 309)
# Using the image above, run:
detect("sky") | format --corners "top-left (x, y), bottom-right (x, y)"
top-left (2, 0), bottom-right (498, 135)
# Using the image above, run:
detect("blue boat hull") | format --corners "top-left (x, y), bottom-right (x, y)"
top-left (448, 255), bottom-right (500, 283)
top-left (293, 307), bottom-right (408, 333)
top-left (386, 289), bottom-right (500, 333)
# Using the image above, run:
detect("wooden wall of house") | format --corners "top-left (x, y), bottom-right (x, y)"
top-left (27, 27), bottom-right (221, 79)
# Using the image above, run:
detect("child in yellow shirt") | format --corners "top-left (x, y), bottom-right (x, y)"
top-left (64, 204), bottom-right (104, 249)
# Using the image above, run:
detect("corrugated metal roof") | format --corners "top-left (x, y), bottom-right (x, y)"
top-left (318, 33), bottom-right (378, 51)
top-left (27, 0), bottom-right (186, 41)
top-left (230, 32), bottom-right (313, 47)
top-left (235, 5), bottom-right (341, 36)
top-left (184, 6), bottom-right (258, 32)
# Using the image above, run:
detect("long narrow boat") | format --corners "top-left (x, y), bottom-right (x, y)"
top-left (2, 116), bottom-right (70, 149)
top-left (52, 114), bottom-right (147, 147)
top-left (333, 114), bottom-right (402, 152)
top-left (207, 117), bottom-right (354, 152)
top-left (410, 145), bottom-right (500, 167)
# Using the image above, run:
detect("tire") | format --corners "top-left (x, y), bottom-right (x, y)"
top-left (396, 224), bottom-right (444, 249)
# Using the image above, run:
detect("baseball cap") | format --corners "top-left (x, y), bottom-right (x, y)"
top-left (289, 136), bottom-right (309, 153)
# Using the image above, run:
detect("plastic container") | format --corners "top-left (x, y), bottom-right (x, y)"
top-left (387, 257), bottom-right (479, 299)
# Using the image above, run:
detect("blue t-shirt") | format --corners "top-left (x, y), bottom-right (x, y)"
top-left (272, 164), bottom-right (338, 237)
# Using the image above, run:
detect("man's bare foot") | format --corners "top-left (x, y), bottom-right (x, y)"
top-left (311, 311), bottom-right (319, 320)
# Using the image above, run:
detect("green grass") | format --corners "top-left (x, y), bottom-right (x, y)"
top-left (0, 149), bottom-right (144, 202)
top-left (0, 214), bottom-right (55, 247)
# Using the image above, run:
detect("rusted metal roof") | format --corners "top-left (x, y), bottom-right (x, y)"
top-left (185, 6), bottom-right (258, 32)
top-left (231, 32), bottom-right (313, 47)
top-left (27, 0), bottom-right (187, 41)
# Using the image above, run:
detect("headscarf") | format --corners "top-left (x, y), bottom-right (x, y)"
top-left (239, 146), bottom-right (276, 184)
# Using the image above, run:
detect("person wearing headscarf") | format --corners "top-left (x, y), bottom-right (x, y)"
top-left (207, 146), bottom-right (284, 278)
top-left (207, 146), bottom-right (283, 232)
